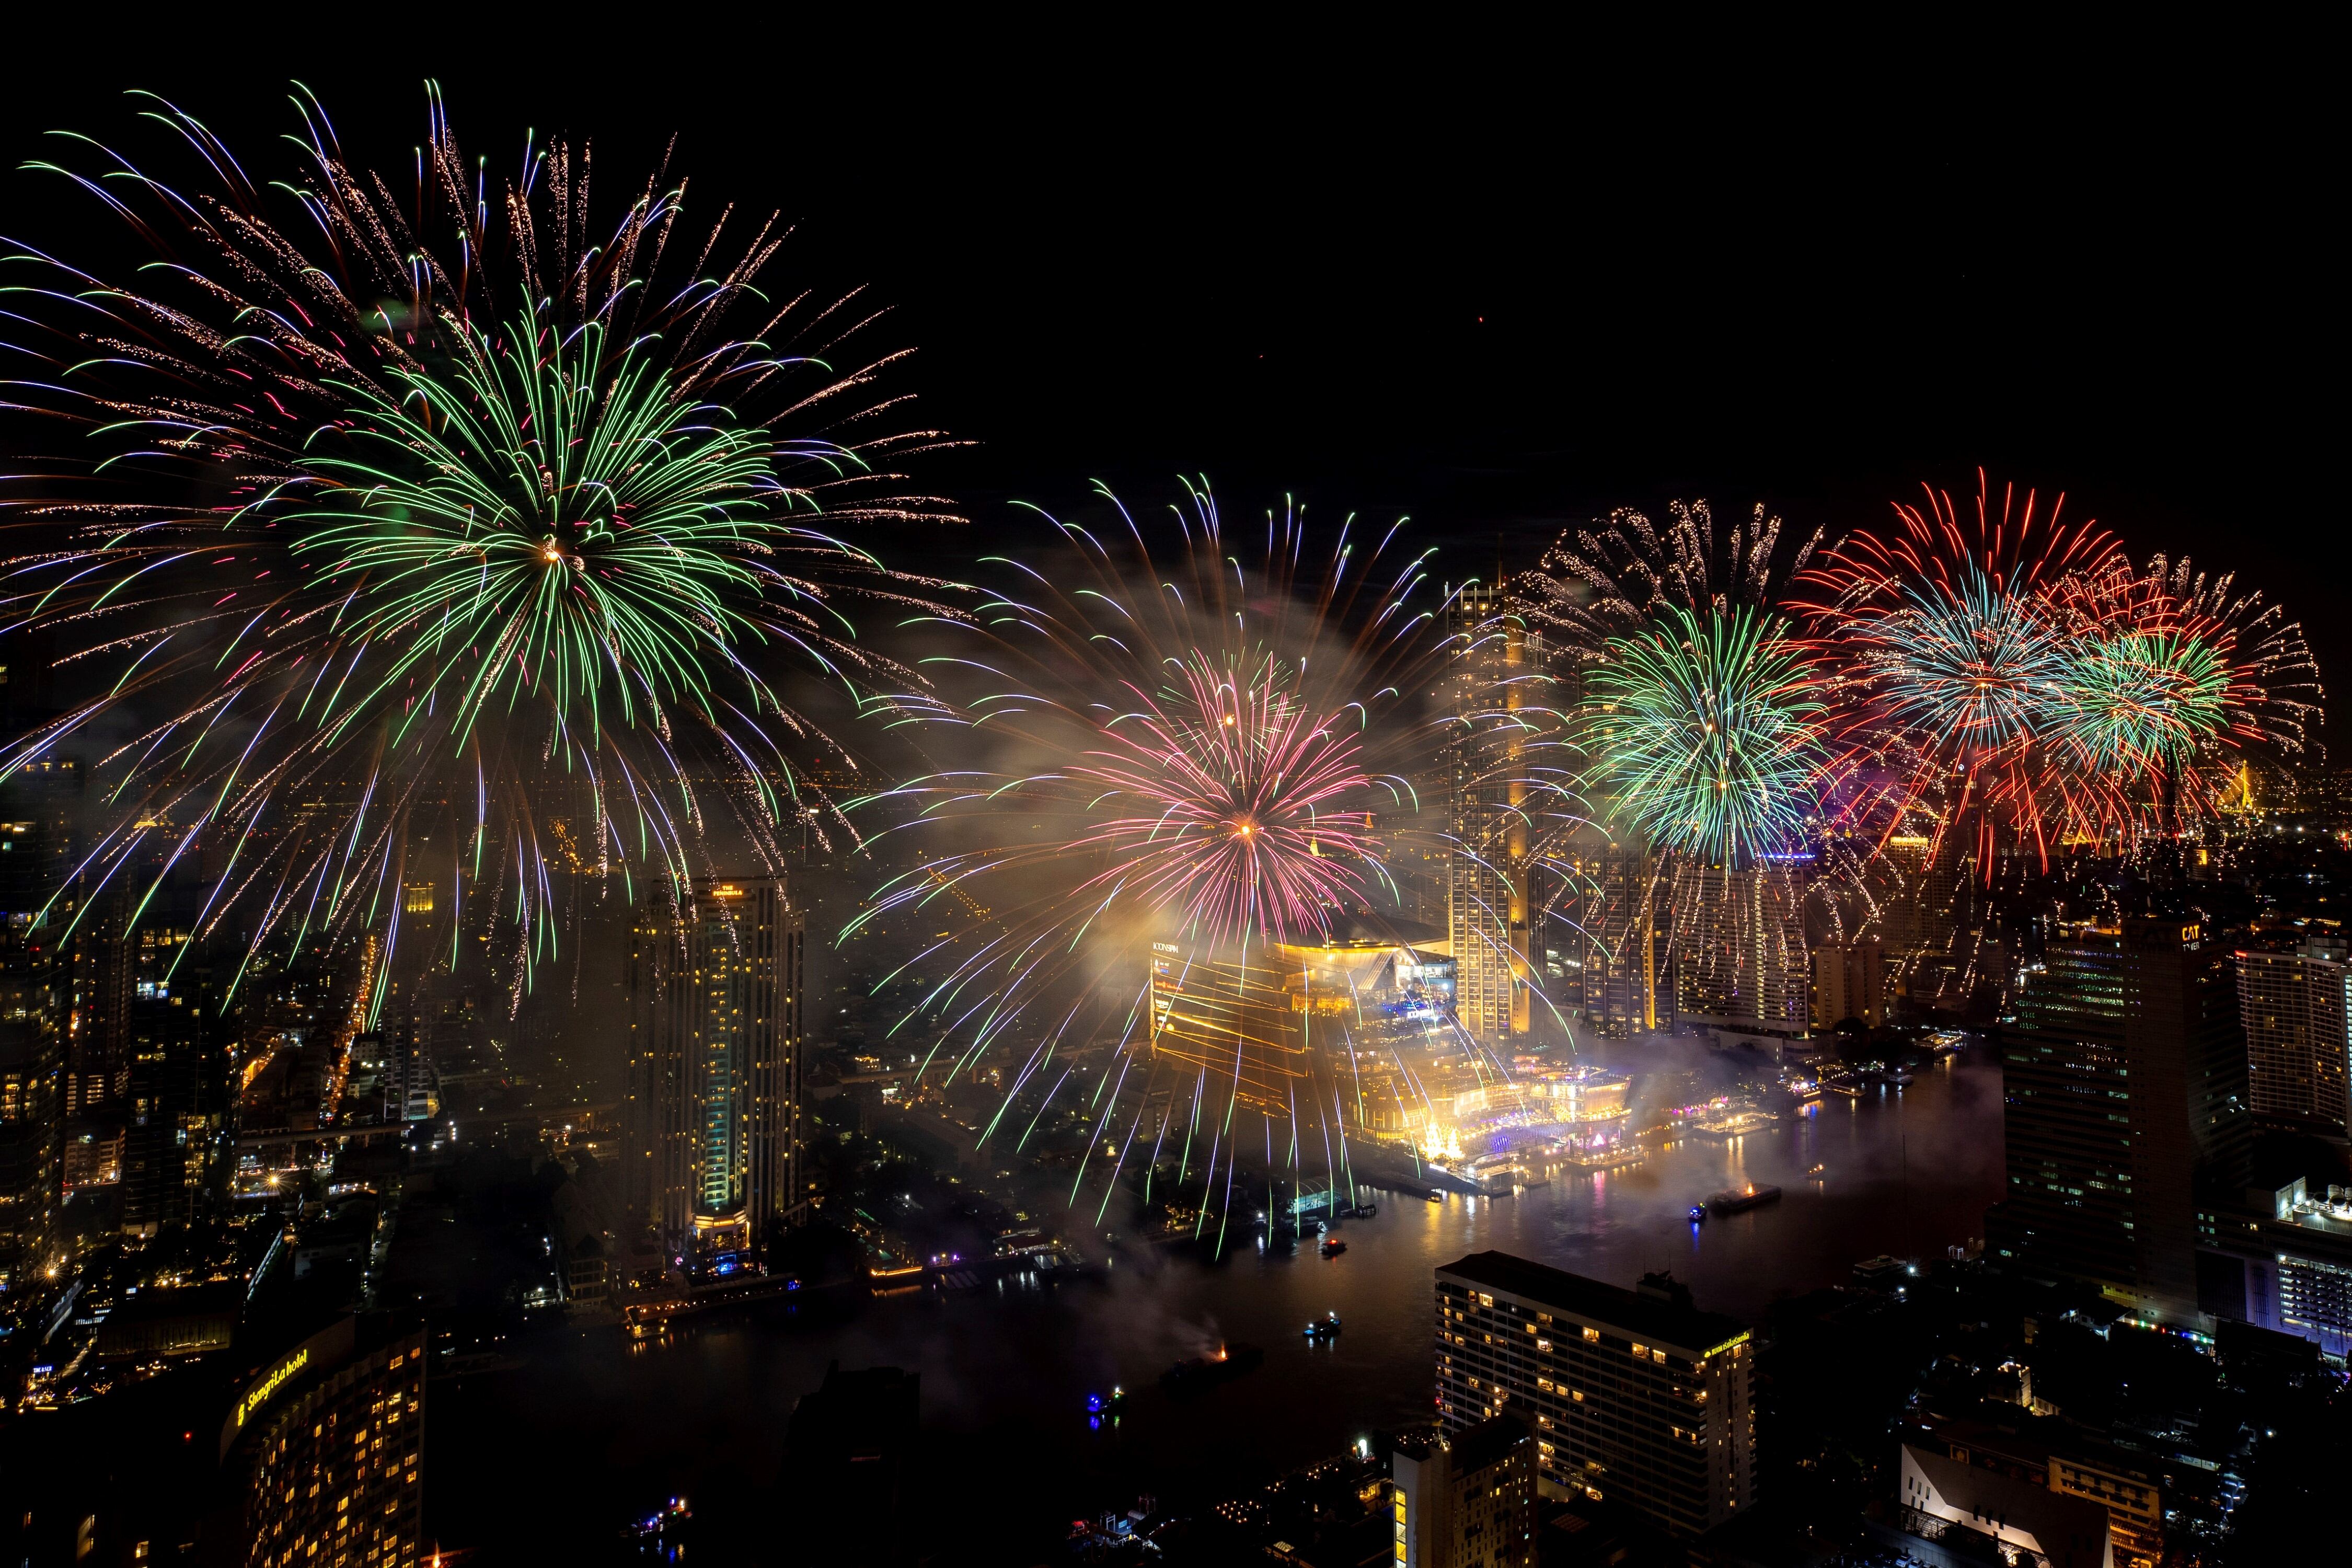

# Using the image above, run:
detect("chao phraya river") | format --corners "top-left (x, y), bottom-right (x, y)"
top-left (433, 1048), bottom-right (2004, 1561)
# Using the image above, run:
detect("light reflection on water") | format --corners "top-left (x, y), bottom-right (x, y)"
top-left (432, 1052), bottom-right (2002, 1560)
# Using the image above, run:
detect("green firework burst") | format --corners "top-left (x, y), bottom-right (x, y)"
top-left (1582, 605), bottom-right (1827, 866)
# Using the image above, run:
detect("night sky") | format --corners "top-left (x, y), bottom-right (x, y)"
top-left (4, 43), bottom-right (2335, 724)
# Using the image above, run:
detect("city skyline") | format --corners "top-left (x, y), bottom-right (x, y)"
top-left (0, 48), bottom-right (2343, 1568)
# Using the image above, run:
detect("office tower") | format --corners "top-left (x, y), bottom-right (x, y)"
top-left (1446, 584), bottom-right (1546, 1047)
top-left (1988, 918), bottom-right (2251, 1322)
top-left (1435, 1252), bottom-right (1756, 1537)
top-left (1672, 863), bottom-right (1808, 1030)
top-left (0, 1017), bottom-right (63, 1292)
top-left (223, 1316), bottom-right (425, 1567)
top-left (1390, 1416), bottom-right (1538, 1568)
top-left (1812, 938), bottom-right (1886, 1031)
top-left (2235, 936), bottom-right (2351, 1136)
top-left (627, 877), bottom-right (806, 1254)
top-left (64, 892), bottom-right (133, 1116)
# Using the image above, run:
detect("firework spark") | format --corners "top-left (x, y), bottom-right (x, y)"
top-left (847, 483), bottom-right (1551, 1249)
top-left (0, 86), bottom-right (951, 1010)
top-left (1581, 605), bottom-right (1828, 868)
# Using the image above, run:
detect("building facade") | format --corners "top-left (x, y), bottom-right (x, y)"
top-left (1445, 584), bottom-right (1546, 1048)
top-left (2234, 937), bottom-right (2351, 1135)
top-left (1434, 1251), bottom-right (1755, 1537)
top-left (0, 1016), bottom-right (62, 1291)
top-left (1989, 919), bottom-right (2251, 1322)
top-left (1813, 938), bottom-right (1886, 1031)
top-left (626, 877), bottom-right (807, 1254)
top-left (223, 1316), bottom-right (425, 1568)
top-left (1671, 863), bottom-right (1809, 1030)
top-left (1390, 1416), bottom-right (1538, 1568)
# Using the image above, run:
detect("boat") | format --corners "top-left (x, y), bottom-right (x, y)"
top-left (1707, 1184), bottom-right (1783, 1215)
top-left (1821, 1073), bottom-right (1863, 1098)
top-left (1160, 1342), bottom-right (1265, 1394)
top-left (1521, 1177), bottom-right (1551, 1189)
top-left (1889, 1069), bottom-right (1916, 1087)
top-left (1084, 1385), bottom-right (1126, 1413)
top-left (1687, 1204), bottom-right (1708, 1223)
top-left (1350, 1204), bottom-right (1379, 1219)
top-left (1303, 1312), bottom-right (1342, 1340)
top-left (1425, 1190), bottom-right (1446, 1203)
top-left (1320, 1238), bottom-right (1348, 1257)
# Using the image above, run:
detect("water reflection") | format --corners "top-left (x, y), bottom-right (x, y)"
top-left (431, 1051), bottom-right (2003, 1561)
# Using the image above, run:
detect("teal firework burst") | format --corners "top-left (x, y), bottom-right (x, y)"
top-left (2053, 629), bottom-right (2231, 774)
top-left (1582, 606), bottom-right (1826, 866)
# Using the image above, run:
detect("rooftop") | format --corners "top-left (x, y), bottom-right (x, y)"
top-left (1451, 1413), bottom-right (1533, 1475)
top-left (1438, 1251), bottom-right (1746, 1354)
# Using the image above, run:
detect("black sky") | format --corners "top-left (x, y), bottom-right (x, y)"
top-left (2, 36), bottom-right (2337, 728)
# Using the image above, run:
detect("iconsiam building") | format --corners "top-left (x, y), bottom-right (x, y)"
top-left (1143, 919), bottom-right (1629, 1174)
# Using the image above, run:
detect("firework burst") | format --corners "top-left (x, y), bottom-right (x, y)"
top-left (849, 483), bottom-right (1553, 1249)
top-left (1581, 605), bottom-right (1829, 868)
top-left (1793, 472), bottom-right (2126, 866)
top-left (0, 86), bottom-right (951, 1012)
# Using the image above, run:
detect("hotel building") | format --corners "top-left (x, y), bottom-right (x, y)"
top-left (1434, 1251), bottom-right (1755, 1537)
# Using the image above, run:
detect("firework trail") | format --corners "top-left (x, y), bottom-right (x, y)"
top-left (1792, 472), bottom-right (2127, 870)
top-left (2044, 551), bottom-right (2321, 825)
top-left (0, 85), bottom-right (953, 1014)
top-left (847, 482), bottom-right (1559, 1246)
top-left (1521, 500), bottom-right (1831, 1028)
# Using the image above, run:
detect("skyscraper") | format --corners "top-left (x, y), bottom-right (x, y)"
top-left (1988, 918), bottom-right (2251, 1322)
top-left (1434, 1252), bottom-right (1756, 1537)
top-left (2235, 936), bottom-right (2351, 1136)
top-left (0, 1017), bottom-right (62, 1292)
top-left (1554, 829), bottom-right (1664, 1040)
top-left (627, 877), bottom-right (807, 1255)
top-left (1671, 862), bottom-right (1809, 1031)
top-left (1812, 938), bottom-right (1886, 1031)
top-left (1445, 584), bottom-right (1546, 1047)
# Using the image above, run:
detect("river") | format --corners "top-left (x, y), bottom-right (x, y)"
top-left (427, 1048), bottom-right (2005, 1563)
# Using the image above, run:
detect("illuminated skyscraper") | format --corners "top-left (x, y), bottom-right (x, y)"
top-left (1554, 828), bottom-right (1663, 1040)
top-left (1446, 583), bottom-right (1546, 1047)
top-left (0, 1017), bottom-right (61, 1291)
top-left (2235, 937), bottom-right (2352, 1136)
top-left (627, 877), bottom-right (807, 1254)
top-left (1671, 863), bottom-right (1808, 1030)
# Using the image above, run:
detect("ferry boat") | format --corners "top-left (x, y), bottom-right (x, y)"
top-left (1303, 1312), bottom-right (1342, 1340)
top-left (1707, 1183), bottom-right (1783, 1214)
top-left (1161, 1342), bottom-right (1264, 1393)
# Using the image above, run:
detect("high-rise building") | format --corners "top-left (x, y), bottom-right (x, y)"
top-left (1988, 918), bottom-right (2251, 1322)
top-left (627, 877), bottom-right (807, 1254)
top-left (1813, 938), bottom-right (1886, 1031)
top-left (2234, 936), bottom-right (2351, 1136)
top-left (0, 1016), bottom-right (62, 1292)
top-left (65, 891), bottom-right (132, 1116)
top-left (1390, 1415), bottom-right (1538, 1568)
top-left (1672, 863), bottom-right (1808, 1030)
top-left (1435, 1252), bottom-right (1756, 1537)
top-left (1554, 829), bottom-right (1664, 1040)
top-left (1446, 584), bottom-right (1546, 1047)
top-left (222, 1316), bottom-right (426, 1567)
